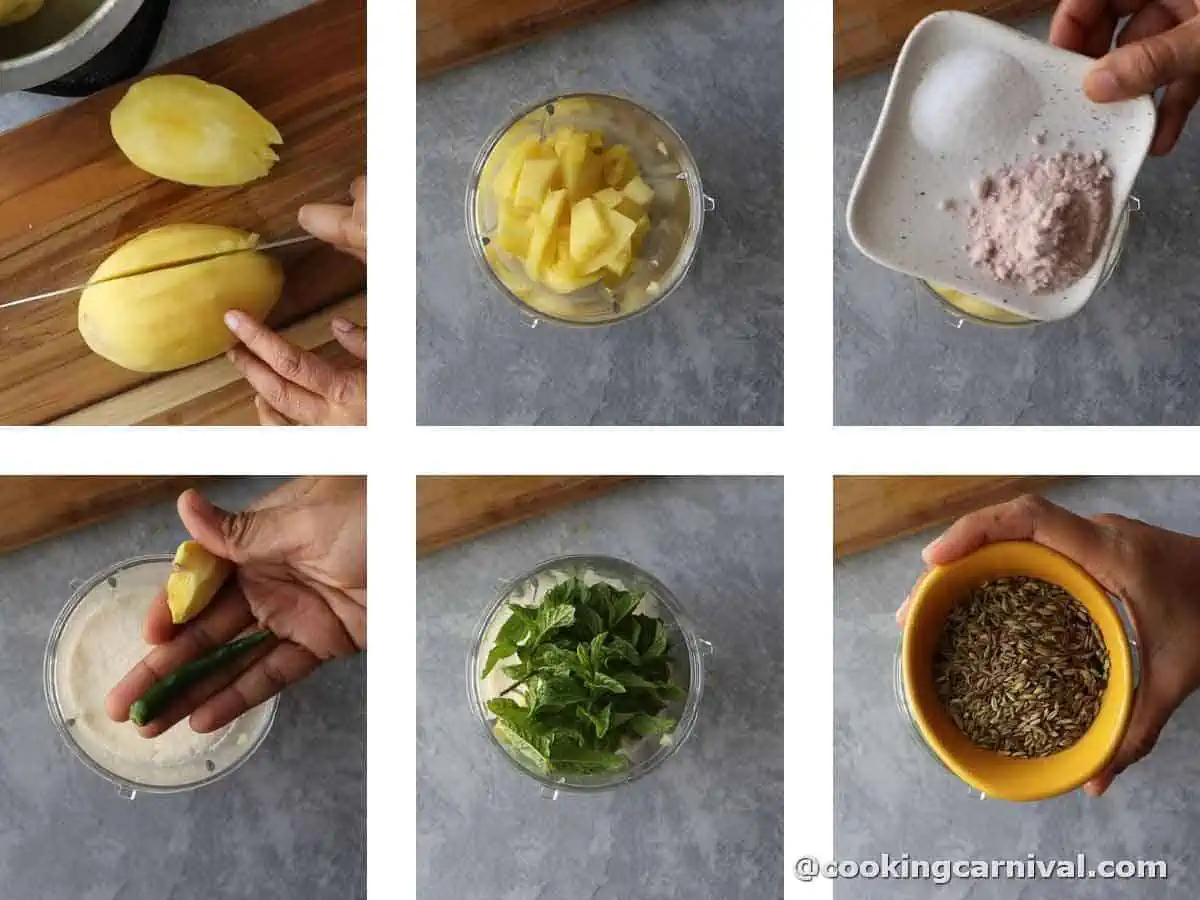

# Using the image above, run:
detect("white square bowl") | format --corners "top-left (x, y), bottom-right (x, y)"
top-left (846, 11), bottom-right (1156, 322)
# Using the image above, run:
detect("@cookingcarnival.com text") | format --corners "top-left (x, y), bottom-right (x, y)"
top-left (793, 853), bottom-right (1168, 885)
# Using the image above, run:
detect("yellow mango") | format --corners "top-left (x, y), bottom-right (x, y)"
top-left (543, 260), bottom-right (602, 294)
top-left (0, 0), bottom-right (43, 26)
top-left (600, 145), bottom-right (635, 188)
top-left (523, 218), bottom-right (555, 280)
top-left (111, 75), bottom-right (282, 187)
top-left (539, 189), bottom-right (568, 228)
top-left (167, 540), bottom-right (233, 625)
top-left (570, 198), bottom-right (610, 263)
top-left (593, 188), bottom-right (624, 209)
top-left (78, 224), bottom-right (284, 373)
top-left (495, 202), bottom-right (533, 256)
top-left (492, 136), bottom-right (539, 202)
top-left (622, 176), bottom-right (654, 207)
top-left (514, 157), bottom-right (560, 211)
top-left (581, 207), bottom-right (638, 275)
top-left (605, 243), bottom-right (632, 278)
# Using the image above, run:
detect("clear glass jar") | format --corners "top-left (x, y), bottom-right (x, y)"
top-left (465, 92), bottom-right (711, 328)
top-left (44, 554), bottom-right (278, 799)
top-left (921, 196), bottom-right (1140, 329)
top-left (466, 554), bottom-right (711, 796)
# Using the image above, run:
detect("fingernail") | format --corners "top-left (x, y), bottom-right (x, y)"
top-left (1085, 68), bottom-right (1121, 102)
top-left (921, 536), bottom-right (943, 563)
top-left (224, 310), bottom-right (246, 333)
top-left (299, 203), bottom-right (340, 236)
top-left (332, 316), bottom-right (354, 333)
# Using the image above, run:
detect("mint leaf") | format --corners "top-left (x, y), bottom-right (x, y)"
top-left (630, 714), bottom-right (676, 736)
top-left (496, 605), bottom-right (534, 646)
top-left (643, 620), bottom-right (668, 660)
top-left (588, 671), bottom-right (626, 695)
top-left (481, 640), bottom-right (517, 677)
top-left (528, 602), bottom-right (575, 649)
top-left (546, 746), bottom-right (628, 775)
top-left (612, 670), bottom-right (657, 690)
top-left (606, 635), bottom-right (641, 666)
top-left (494, 720), bottom-right (549, 773)
top-left (538, 725), bottom-right (585, 755)
top-left (486, 697), bottom-right (529, 726)
top-left (607, 590), bottom-right (641, 629)
top-left (653, 681), bottom-right (686, 702)
top-left (575, 604), bottom-right (605, 636)
top-left (578, 704), bottom-right (613, 739)
top-left (529, 675), bottom-right (589, 711)
top-left (589, 632), bottom-right (609, 670)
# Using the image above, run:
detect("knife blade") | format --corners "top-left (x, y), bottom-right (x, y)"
top-left (0, 234), bottom-right (318, 313)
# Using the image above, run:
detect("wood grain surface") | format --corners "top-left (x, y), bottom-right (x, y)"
top-left (54, 294), bottom-right (365, 425)
top-left (834, 476), bottom-right (1070, 558)
top-left (0, 0), bottom-right (366, 425)
top-left (417, 476), bottom-right (641, 557)
top-left (0, 476), bottom-right (223, 555)
top-left (417, 0), bottom-right (643, 79)
top-left (835, 0), bottom-right (1055, 81)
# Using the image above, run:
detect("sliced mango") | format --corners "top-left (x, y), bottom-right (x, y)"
top-left (167, 541), bottom-right (234, 625)
top-left (569, 198), bottom-right (609, 263)
top-left (111, 75), bottom-right (282, 187)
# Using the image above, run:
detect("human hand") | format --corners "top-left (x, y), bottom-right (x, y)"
top-left (1051, 1), bottom-right (1200, 154)
top-left (299, 175), bottom-right (366, 261)
top-left (225, 310), bottom-right (367, 426)
top-left (896, 494), bottom-right (1200, 796)
top-left (106, 477), bottom-right (366, 736)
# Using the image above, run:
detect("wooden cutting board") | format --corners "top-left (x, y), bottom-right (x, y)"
top-left (835, 0), bottom-right (1055, 81)
top-left (0, 476), bottom-right (221, 555)
top-left (417, 0), bottom-right (643, 79)
top-left (834, 476), bottom-right (1070, 558)
top-left (417, 476), bottom-right (641, 557)
top-left (0, 0), bottom-right (366, 425)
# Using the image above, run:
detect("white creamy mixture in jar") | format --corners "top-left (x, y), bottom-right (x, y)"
top-left (50, 561), bottom-right (268, 789)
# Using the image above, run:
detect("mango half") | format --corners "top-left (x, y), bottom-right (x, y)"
top-left (167, 540), bottom-right (233, 625)
top-left (78, 224), bottom-right (284, 373)
top-left (111, 74), bottom-right (282, 187)
top-left (0, 0), bottom-right (43, 26)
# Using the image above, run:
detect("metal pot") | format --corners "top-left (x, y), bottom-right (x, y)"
top-left (0, 0), bottom-right (147, 94)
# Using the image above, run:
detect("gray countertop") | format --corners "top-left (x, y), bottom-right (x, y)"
top-left (835, 477), bottom-right (1200, 898)
top-left (417, 477), bottom-right (784, 899)
top-left (0, 477), bottom-right (366, 900)
top-left (0, 0), bottom-right (312, 133)
top-left (835, 15), bottom-right (1200, 426)
top-left (416, 0), bottom-right (783, 426)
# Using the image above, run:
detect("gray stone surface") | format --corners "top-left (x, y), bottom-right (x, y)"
top-left (0, 0), bottom-right (312, 132)
top-left (417, 477), bottom-right (784, 898)
top-left (0, 477), bottom-right (365, 900)
top-left (835, 15), bottom-right (1200, 426)
top-left (416, 0), bottom-right (784, 426)
top-left (834, 477), bottom-right (1200, 899)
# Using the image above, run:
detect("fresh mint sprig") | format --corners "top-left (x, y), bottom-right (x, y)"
top-left (483, 576), bottom-right (680, 775)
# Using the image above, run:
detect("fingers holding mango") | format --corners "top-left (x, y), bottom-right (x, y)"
top-left (225, 310), bottom-right (366, 426)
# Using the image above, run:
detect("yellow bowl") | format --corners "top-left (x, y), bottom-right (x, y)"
top-left (902, 541), bottom-right (1134, 801)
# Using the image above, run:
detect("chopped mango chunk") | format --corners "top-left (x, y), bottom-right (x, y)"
top-left (485, 126), bottom-right (654, 294)
top-left (514, 158), bottom-right (560, 211)
top-left (569, 198), bottom-right (610, 263)
top-left (622, 175), bottom-right (655, 207)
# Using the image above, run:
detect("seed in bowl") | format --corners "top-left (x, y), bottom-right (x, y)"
top-left (932, 576), bottom-right (1110, 758)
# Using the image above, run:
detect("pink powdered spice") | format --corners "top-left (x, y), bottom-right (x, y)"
top-left (960, 151), bottom-right (1113, 294)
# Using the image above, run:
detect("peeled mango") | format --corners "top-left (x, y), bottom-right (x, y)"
top-left (0, 0), bottom-right (43, 26)
top-left (167, 540), bottom-right (233, 625)
top-left (78, 224), bottom-right (284, 373)
top-left (488, 126), bottom-right (652, 294)
top-left (111, 74), bottom-right (282, 187)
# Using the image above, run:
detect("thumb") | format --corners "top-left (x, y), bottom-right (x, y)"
top-left (1085, 20), bottom-right (1200, 102)
top-left (177, 489), bottom-right (297, 566)
top-left (1083, 684), bottom-right (1171, 797)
